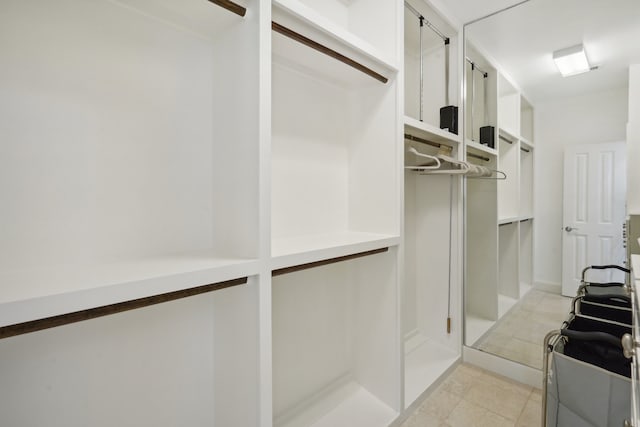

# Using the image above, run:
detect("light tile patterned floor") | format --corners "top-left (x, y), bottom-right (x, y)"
top-left (476, 289), bottom-right (572, 369)
top-left (401, 363), bottom-right (542, 427)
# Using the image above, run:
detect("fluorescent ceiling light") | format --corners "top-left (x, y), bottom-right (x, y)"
top-left (553, 44), bottom-right (591, 77)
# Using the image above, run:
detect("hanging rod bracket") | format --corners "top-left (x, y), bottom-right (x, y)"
top-left (404, 1), bottom-right (449, 42)
top-left (465, 57), bottom-right (489, 77)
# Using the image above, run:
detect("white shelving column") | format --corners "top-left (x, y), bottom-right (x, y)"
top-left (402, 0), bottom-right (463, 409)
top-left (496, 73), bottom-right (521, 309)
top-left (465, 144), bottom-right (499, 345)
top-left (463, 42), bottom-right (499, 346)
top-left (0, 0), bottom-right (263, 425)
top-left (519, 95), bottom-right (535, 295)
top-left (270, 0), bottom-right (402, 425)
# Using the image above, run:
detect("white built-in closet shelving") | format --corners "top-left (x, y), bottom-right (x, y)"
top-left (1, 0), bottom-right (476, 425)
top-left (402, 0), bottom-right (462, 409)
top-left (464, 41), bottom-right (535, 346)
top-left (464, 42), bottom-right (498, 346)
top-left (271, 0), bottom-right (401, 426)
top-left (1, 0), bottom-right (262, 425)
top-left (271, 0), bottom-right (400, 269)
top-left (0, 0), bottom-right (262, 327)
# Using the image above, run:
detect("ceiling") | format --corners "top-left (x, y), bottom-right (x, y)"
top-left (448, 0), bottom-right (640, 103)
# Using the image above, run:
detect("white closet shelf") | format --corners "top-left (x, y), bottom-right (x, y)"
top-left (498, 215), bottom-right (534, 225)
top-left (0, 252), bottom-right (260, 329)
top-left (276, 378), bottom-right (398, 427)
top-left (272, 0), bottom-right (397, 87)
top-left (498, 216), bottom-right (520, 225)
top-left (405, 116), bottom-right (462, 148)
top-left (271, 232), bottom-right (399, 271)
top-left (466, 140), bottom-right (498, 157)
top-left (118, 0), bottom-right (246, 40)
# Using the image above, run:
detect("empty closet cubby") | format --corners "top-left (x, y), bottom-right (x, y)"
top-left (464, 148), bottom-right (498, 346)
top-left (497, 73), bottom-right (520, 138)
top-left (0, 277), bottom-right (261, 427)
top-left (272, 249), bottom-right (399, 427)
top-left (0, 0), bottom-right (261, 324)
top-left (271, 1), bottom-right (400, 267)
top-left (403, 150), bottom-right (461, 407)
top-left (498, 221), bottom-right (519, 315)
top-left (404, 0), bottom-right (459, 135)
top-left (519, 145), bottom-right (534, 218)
top-left (520, 95), bottom-right (534, 144)
top-left (497, 130), bottom-right (520, 221)
top-left (401, 0), bottom-right (462, 406)
top-left (519, 219), bottom-right (533, 294)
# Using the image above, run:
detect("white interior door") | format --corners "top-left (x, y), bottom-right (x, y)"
top-left (562, 142), bottom-right (626, 296)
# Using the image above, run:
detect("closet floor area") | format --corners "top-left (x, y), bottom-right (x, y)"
top-left (400, 364), bottom-right (541, 427)
top-left (474, 289), bottom-right (571, 369)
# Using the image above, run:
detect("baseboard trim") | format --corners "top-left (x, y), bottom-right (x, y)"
top-left (533, 280), bottom-right (561, 294)
top-left (462, 346), bottom-right (542, 389)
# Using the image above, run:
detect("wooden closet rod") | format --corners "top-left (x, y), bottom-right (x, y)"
top-left (521, 147), bottom-right (530, 153)
top-left (405, 133), bottom-right (442, 149)
top-left (499, 135), bottom-right (513, 144)
top-left (467, 152), bottom-right (490, 162)
top-left (499, 221), bottom-right (514, 226)
top-left (272, 22), bottom-right (388, 84)
top-left (208, 0), bottom-right (246, 17)
top-left (0, 277), bottom-right (247, 340)
top-left (272, 247), bottom-right (388, 276)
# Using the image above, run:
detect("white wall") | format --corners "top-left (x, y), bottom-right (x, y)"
top-left (534, 87), bottom-right (628, 286)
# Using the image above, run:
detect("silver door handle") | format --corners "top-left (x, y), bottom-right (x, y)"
top-left (564, 226), bottom-right (578, 232)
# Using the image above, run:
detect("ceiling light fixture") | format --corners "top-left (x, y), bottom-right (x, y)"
top-left (553, 44), bottom-right (591, 77)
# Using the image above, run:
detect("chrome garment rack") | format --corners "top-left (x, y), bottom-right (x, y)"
top-left (405, 1), bottom-right (450, 121)
top-left (466, 57), bottom-right (489, 141)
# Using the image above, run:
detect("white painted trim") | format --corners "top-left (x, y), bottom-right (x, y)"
top-left (462, 346), bottom-right (542, 389)
top-left (533, 280), bottom-right (561, 294)
top-left (389, 358), bottom-right (462, 427)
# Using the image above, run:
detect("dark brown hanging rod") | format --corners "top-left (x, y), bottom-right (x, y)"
top-left (499, 135), bottom-right (513, 144)
top-left (467, 152), bottom-right (490, 162)
top-left (404, 133), bottom-right (442, 149)
top-left (0, 277), bottom-right (247, 340)
top-left (521, 147), bottom-right (530, 153)
top-left (272, 22), bottom-right (388, 84)
top-left (272, 247), bottom-right (388, 276)
top-left (208, 0), bottom-right (246, 17)
top-left (499, 221), bottom-right (514, 226)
